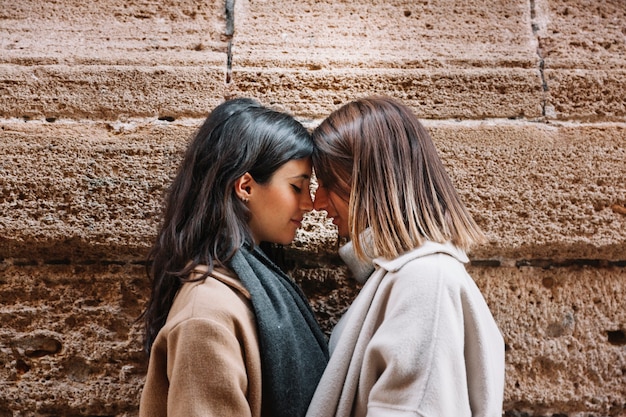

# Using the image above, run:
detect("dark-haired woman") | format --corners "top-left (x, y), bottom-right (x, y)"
top-left (139, 98), bottom-right (328, 417)
top-left (306, 96), bottom-right (504, 417)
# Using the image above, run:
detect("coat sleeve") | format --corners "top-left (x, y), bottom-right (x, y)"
top-left (360, 257), bottom-right (504, 417)
top-left (460, 277), bottom-right (506, 417)
top-left (165, 317), bottom-right (253, 417)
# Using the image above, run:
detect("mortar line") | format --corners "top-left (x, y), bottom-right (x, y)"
top-left (224, 0), bottom-right (235, 84)
top-left (2, 257), bottom-right (625, 269)
top-left (1, 117), bottom-right (626, 128)
top-left (530, 0), bottom-right (549, 117)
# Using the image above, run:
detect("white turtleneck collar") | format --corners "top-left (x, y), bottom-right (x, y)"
top-left (338, 229), bottom-right (376, 284)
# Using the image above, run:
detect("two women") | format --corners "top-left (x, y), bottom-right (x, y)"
top-left (140, 96), bottom-right (504, 417)
top-left (140, 98), bottom-right (328, 417)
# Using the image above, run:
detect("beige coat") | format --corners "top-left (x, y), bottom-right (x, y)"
top-left (306, 241), bottom-right (505, 417)
top-left (139, 267), bottom-right (262, 417)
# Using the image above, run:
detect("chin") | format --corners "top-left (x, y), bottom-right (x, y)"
top-left (338, 230), bottom-right (350, 239)
top-left (279, 235), bottom-right (296, 246)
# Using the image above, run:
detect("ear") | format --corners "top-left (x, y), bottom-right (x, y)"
top-left (234, 172), bottom-right (254, 202)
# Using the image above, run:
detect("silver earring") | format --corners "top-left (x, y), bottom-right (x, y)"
top-left (240, 196), bottom-right (249, 203)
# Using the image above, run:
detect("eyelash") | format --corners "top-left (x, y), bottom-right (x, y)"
top-left (291, 184), bottom-right (302, 193)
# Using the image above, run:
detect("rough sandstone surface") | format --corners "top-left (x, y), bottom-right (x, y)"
top-left (0, 0), bottom-right (624, 416)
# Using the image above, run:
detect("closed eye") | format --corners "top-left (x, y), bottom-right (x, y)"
top-left (291, 184), bottom-right (302, 193)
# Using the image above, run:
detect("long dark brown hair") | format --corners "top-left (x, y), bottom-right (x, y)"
top-left (142, 98), bottom-right (312, 354)
top-left (312, 96), bottom-right (485, 260)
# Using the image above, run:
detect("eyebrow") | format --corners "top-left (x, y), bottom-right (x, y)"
top-left (288, 174), bottom-right (311, 180)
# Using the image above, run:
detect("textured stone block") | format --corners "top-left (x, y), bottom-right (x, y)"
top-left (0, 0), bottom-right (230, 120)
top-left (0, 65), bottom-right (227, 120)
top-left (427, 121), bottom-right (626, 261)
top-left (537, 0), bottom-right (626, 71)
top-left (228, 0), bottom-right (546, 120)
top-left (470, 264), bottom-right (626, 416)
top-left (1, 0), bottom-right (227, 65)
top-left (232, 0), bottom-right (537, 69)
top-left (0, 262), bottom-right (147, 415)
top-left (544, 69), bottom-right (626, 121)
top-left (228, 68), bottom-right (545, 120)
top-left (0, 119), bottom-right (192, 260)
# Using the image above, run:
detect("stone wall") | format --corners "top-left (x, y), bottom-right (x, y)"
top-left (0, 0), bottom-right (625, 415)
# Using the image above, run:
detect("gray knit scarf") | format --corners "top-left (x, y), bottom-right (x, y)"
top-left (229, 244), bottom-right (329, 417)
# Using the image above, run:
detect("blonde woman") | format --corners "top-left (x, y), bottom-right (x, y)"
top-left (307, 96), bottom-right (504, 417)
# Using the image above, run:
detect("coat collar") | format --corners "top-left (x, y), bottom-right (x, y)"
top-left (374, 240), bottom-right (469, 272)
top-left (339, 234), bottom-right (469, 283)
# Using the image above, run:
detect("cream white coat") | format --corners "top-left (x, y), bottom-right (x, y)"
top-left (306, 241), bottom-right (505, 417)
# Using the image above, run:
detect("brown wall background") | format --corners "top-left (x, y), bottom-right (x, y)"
top-left (0, 0), bottom-right (625, 415)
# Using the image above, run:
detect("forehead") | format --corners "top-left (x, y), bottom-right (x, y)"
top-left (273, 158), bottom-right (312, 179)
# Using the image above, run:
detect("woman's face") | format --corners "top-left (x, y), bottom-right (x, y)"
top-left (313, 180), bottom-right (350, 238)
top-left (246, 158), bottom-right (314, 245)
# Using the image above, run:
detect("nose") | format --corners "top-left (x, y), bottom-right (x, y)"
top-left (300, 187), bottom-right (314, 211)
top-left (313, 185), bottom-right (329, 211)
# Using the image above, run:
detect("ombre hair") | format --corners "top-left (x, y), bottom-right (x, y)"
top-left (312, 96), bottom-right (485, 260)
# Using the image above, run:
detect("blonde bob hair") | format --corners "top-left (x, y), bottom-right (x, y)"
top-left (312, 96), bottom-right (485, 260)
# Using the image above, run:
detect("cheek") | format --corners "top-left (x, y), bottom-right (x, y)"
top-left (332, 197), bottom-right (349, 217)
top-left (272, 188), bottom-right (298, 211)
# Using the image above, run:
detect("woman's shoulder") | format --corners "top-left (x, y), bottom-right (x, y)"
top-left (377, 241), bottom-right (467, 273)
top-left (164, 266), bottom-right (254, 331)
top-left (376, 241), bottom-right (473, 292)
